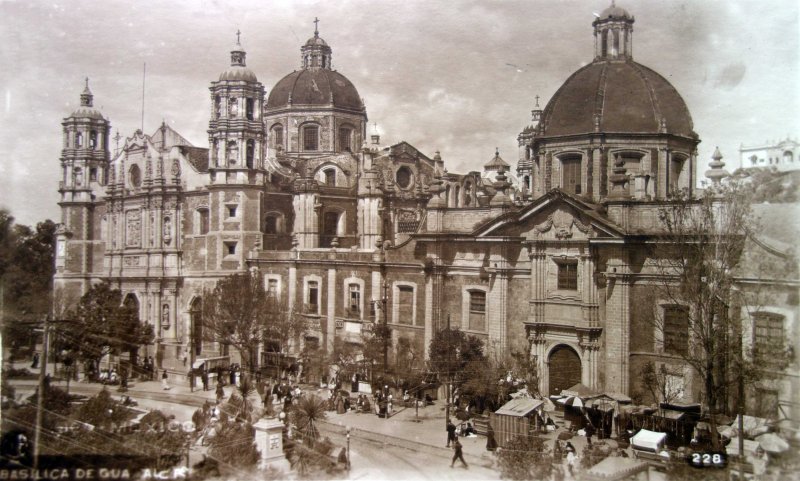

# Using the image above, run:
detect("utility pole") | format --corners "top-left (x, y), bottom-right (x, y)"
top-left (444, 314), bottom-right (451, 429)
top-left (33, 315), bottom-right (51, 470)
top-left (382, 280), bottom-right (389, 378)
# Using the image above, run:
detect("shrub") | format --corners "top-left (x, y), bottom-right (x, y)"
top-left (496, 434), bottom-right (554, 481)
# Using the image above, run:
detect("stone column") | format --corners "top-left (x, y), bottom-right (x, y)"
top-left (288, 265), bottom-right (297, 316)
top-left (424, 276), bottom-right (433, 360)
top-left (327, 268), bottom-right (336, 353)
top-left (604, 253), bottom-right (631, 394)
top-left (488, 270), bottom-right (508, 355)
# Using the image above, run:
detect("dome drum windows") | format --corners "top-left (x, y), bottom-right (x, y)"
top-left (271, 125), bottom-right (284, 151)
top-left (559, 155), bottom-right (582, 195)
top-left (90, 130), bottom-right (98, 150)
top-left (303, 125), bottom-right (319, 151)
top-left (338, 126), bottom-right (353, 152)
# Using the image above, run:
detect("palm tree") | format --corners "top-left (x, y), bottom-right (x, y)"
top-left (292, 394), bottom-right (327, 447)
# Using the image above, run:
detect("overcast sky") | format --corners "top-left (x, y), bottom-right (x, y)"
top-left (1, 0), bottom-right (798, 226)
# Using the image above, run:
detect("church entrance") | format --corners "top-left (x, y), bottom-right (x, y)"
top-left (548, 345), bottom-right (581, 396)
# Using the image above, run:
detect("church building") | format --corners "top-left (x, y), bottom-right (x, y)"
top-left (55, 4), bottom-right (763, 410)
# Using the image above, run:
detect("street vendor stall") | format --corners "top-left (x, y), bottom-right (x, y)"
top-left (631, 429), bottom-right (667, 453)
top-left (490, 397), bottom-right (545, 448)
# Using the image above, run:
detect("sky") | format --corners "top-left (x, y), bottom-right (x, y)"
top-left (0, 0), bottom-right (798, 226)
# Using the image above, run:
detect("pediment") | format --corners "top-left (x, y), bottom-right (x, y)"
top-left (474, 190), bottom-right (624, 240)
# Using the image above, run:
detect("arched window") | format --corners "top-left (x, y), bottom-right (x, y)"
top-left (215, 96), bottom-right (222, 119)
top-left (129, 164), bottom-right (141, 188)
top-left (524, 175), bottom-right (531, 189)
top-left (245, 98), bottom-right (254, 121)
top-left (784, 151), bottom-right (794, 163)
top-left (321, 211), bottom-right (341, 247)
top-left (463, 182), bottom-right (472, 206)
top-left (272, 125), bottom-right (284, 150)
top-left (396, 167), bottom-right (412, 189)
top-left (226, 140), bottom-right (238, 165)
top-left (339, 127), bottom-right (352, 152)
top-left (303, 125), bottom-right (319, 151)
top-left (90, 130), bottom-right (98, 150)
top-left (455, 186), bottom-right (461, 207)
top-left (74, 132), bottom-right (83, 148)
top-left (263, 213), bottom-right (281, 234)
top-left (228, 97), bottom-right (238, 117)
top-left (246, 139), bottom-right (255, 169)
top-left (324, 168), bottom-right (336, 186)
top-left (601, 30), bottom-right (608, 57)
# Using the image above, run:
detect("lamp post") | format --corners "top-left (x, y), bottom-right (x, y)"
top-left (345, 426), bottom-right (351, 471)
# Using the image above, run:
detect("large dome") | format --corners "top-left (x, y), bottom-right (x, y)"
top-left (266, 69), bottom-right (363, 111)
top-left (540, 60), bottom-right (696, 139)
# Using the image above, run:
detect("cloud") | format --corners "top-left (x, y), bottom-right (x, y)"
top-left (713, 63), bottom-right (747, 89)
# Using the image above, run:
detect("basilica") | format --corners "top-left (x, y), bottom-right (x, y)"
top-left (55, 4), bottom-right (724, 403)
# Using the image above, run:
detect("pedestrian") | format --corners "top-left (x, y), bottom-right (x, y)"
top-left (585, 422), bottom-right (595, 446)
top-left (229, 366), bottom-right (236, 386)
top-left (446, 419), bottom-right (457, 447)
top-left (161, 370), bottom-right (170, 390)
top-left (31, 352), bottom-right (39, 369)
top-left (216, 381), bottom-right (225, 403)
top-left (202, 371), bottom-right (209, 391)
top-left (450, 438), bottom-right (468, 469)
top-left (566, 448), bottom-right (576, 477)
top-left (486, 422), bottom-right (498, 451)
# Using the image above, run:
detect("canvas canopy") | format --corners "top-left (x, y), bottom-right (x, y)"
top-left (561, 383), bottom-right (599, 398)
top-left (630, 429), bottom-right (667, 453)
top-left (726, 437), bottom-right (761, 457)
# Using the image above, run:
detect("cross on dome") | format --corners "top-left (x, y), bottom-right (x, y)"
top-left (236, 29), bottom-right (241, 45)
top-left (314, 17), bottom-right (320, 37)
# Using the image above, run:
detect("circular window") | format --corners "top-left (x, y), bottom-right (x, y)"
top-left (129, 164), bottom-right (141, 188)
top-left (396, 167), bottom-right (413, 189)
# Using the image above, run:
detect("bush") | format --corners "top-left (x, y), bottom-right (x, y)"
top-left (5, 368), bottom-right (35, 379)
top-left (74, 389), bottom-right (135, 430)
top-left (26, 385), bottom-right (72, 415)
top-left (207, 420), bottom-right (259, 471)
top-left (496, 434), bottom-right (554, 481)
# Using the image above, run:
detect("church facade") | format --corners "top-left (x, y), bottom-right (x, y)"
top-left (55, 5), bottom-right (746, 407)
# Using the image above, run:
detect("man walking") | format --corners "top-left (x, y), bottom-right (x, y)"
top-left (446, 419), bottom-right (457, 447)
top-left (450, 438), bottom-right (468, 469)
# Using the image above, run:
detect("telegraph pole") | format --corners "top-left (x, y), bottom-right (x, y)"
top-left (33, 315), bottom-right (50, 469)
top-left (444, 314), bottom-right (451, 429)
top-left (382, 280), bottom-right (389, 377)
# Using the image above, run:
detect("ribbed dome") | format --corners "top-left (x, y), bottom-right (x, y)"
top-left (598, 4), bottom-right (632, 20)
top-left (539, 60), bottom-right (696, 138)
top-left (305, 35), bottom-right (329, 47)
top-left (69, 107), bottom-right (105, 120)
top-left (266, 69), bottom-right (363, 111)
top-left (219, 66), bottom-right (258, 82)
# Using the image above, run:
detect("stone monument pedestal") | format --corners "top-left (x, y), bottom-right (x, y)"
top-left (254, 417), bottom-right (291, 472)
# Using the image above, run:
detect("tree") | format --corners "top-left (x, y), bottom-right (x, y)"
top-left (361, 323), bottom-right (391, 379)
top-left (495, 434), bottom-right (556, 481)
top-left (58, 282), bottom-right (154, 375)
top-left (639, 361), bottom-right (685, 407)
top-left (202, 271), bottom-right (307, 376)
top-left (652, 180), bottom-right (790, 449)
top-left (427, 327), bottom-right (485, 385)
top-left (207, 419), bottom-right (260, 470)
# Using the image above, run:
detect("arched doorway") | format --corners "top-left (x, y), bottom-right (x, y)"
top-left (549, 345), bottom-right (581, 396)
top-left (122, 293), bottom-right (141, 366)
top-left (190, 298), bottom-right (203, 356)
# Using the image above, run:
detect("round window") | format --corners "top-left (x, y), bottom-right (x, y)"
top-left (396, 167), bottom-right (413, 189)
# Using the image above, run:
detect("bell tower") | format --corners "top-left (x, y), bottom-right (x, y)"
top-left (206, 32), bottom-right (267, 269)
top-left (55, 78), bottom-right (111, 294)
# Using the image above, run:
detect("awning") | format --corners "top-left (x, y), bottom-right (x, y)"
top-left (755, 433), bottom-right (790, 454)
top-left (495, 397), bottom-right (545, 417)
top-left (658, 409), bottom-right (687, 421)
top-left (631, 429), bottom-right (667, 453)
top-left (561, 383), bottom-right (600, 398)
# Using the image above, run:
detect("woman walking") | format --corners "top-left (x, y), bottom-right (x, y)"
top-left (161, 370), bottom-right (170, 390)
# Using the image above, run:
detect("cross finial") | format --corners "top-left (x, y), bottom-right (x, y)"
top-left (495, 147), bottom-right (499, 156)
top-left (314, 17), bottom-right (320, 36)
top-left (236, 29), bottom-right (241, 45)
top-left (85, 77), bottom-right (89, 88)
top-left (535, 95), bottom-right (540, 108)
